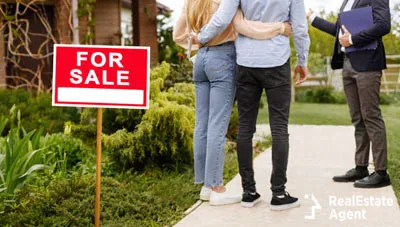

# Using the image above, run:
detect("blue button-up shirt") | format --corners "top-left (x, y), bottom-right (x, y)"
top-left (198, 0), bottom-right (310, 68)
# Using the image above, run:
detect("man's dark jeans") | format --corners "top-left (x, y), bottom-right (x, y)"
top-left (236, 60), bottom-right (291, 196)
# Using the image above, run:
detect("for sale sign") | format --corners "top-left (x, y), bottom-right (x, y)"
top-left (52, 44), bottom-right (150, 109)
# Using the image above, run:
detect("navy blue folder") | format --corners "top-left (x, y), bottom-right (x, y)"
top-left (339, 6), bottom-right (377, 53)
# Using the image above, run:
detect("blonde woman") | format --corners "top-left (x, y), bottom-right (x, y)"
top-left (173, 0), bottom-right (291, 206)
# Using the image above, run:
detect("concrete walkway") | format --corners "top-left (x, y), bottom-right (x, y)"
top-left (176, 125), bottom-right (400, 227)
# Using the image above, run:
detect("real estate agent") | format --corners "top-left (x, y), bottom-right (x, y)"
top-left (308, 0), bottom-right (391, 188)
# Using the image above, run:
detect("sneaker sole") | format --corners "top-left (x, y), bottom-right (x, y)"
top-left (241, 197), bottom-right (262, 208)
top-left (200, 195), bottom-right (210, 201)
top-left (270, 201), bottom-right (300, 211)
top-left (209, 198), bottom-right (242, 206)
top-left (354, 180), bottom-right (392, 188)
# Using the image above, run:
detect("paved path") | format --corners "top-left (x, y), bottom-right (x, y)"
top-left (176, 125), bottom-right (400, 227)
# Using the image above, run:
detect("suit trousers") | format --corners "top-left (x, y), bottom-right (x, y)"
top-left (342, 57), bottom-right (388, 171)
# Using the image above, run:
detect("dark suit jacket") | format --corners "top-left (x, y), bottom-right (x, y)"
top-left (311, 0), bottom-right (391, 72)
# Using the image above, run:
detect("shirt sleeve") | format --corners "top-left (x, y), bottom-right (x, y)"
top-left (290, 0), bottom-right (310, 67)
top-left (172, 2), bottom-right (199, 50)
top-left (309, 13), bottom-right (317, 23)
top-left (198, 0), bottom-right (240, 44)
top-left (233, 8), bottom-right (284, 40)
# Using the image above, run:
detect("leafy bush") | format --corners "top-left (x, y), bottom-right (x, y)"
top-left (380, 93), bottom-right (398, 105)
top-left (0, 170), bottom-right (199, 227)
top-left (41, 133), bottom-right (86, 172)
top-left (78, 108), bottom-right (145, 135)
top-left (0, 89), bottom-right (80, 134)
top-left (227, 106), bottom-right (239, 141)
top-left (0, 107), bottom-right (48, 194)
top-left (104, 62), bottom-right (195, 171)
top-left (164, 61), bottom-right (193, 89)
top-left (297, 87), bottom-right (399, 105)
top-left (103, 109), bottom-right (145, 135)
top-left (296, 87), bottom-right (346, 104)
top-left (308, 52), bottom-right (327, 75)
top-left (65, 122), bottom-right (97, 145)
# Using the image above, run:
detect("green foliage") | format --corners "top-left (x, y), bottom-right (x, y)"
top-left (104, 63), bottom-right (195, 171)
top-left (307, 10), bottom-right (338, 57)
top-left (308, 52), bottom-right (327, 75)
top-left (297, 87), bottom-right (399, 105)
top-left (103, 109), bottom-right (145, 135)
top-left (0, 148), bottom-right (245, 227)
top-left (78, 0), bottom-right (96, 44)
top-left (384, 3), bottom-right (400, 55)
top-left (380, 93), bottom-right (399, 105)
top-left (164, 62), bottom-right (194, 89)
top-left (0, 89), bottom-right (80, 134)
top-left (74, 107), bottom-right (145, 136)
top-left (227, 106), bottom-right (239, 141)
top-left (158, 13), bottom-right (187, 64)
top-left (296, 87), bottom-right (347, 104)
top-left (0, 171), bottom-right (199, 226)
top-left (41, 133), bottom-right (85, 172)
top-left (65, 122), bottom-right (97, 144)
top-left (0, 107), bottom-right (47, 195)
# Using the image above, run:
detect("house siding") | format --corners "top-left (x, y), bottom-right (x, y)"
top-left (54, 0), bottom-right (72, 44)
top-left (138, 0), bottom-right (158, 64)
top-left (95, 0), bottom-right (122, 45)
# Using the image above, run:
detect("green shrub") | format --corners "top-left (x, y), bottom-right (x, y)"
top-left (104, 102), bottom-right (195, 171)
top-left (104, 62), bottom-right (195, 171)
top-left (65, 122), bottom-right (97, 145)
top-left (41, 133), bottom-right (85, 171)
top-left (0, 89), bottom-right (80, 134)
top-left (0, 170), bottom-right (200, 227)
top-left (164, 61), bottom-right (193, 89)
top-left (297, 87), bottom-right (399, 105)
top-left (332, 92), bottom-right (347, 104)
top-left (311, 87), bottom-right (337, 103)
top-left (0, 107), bottom-right (48, 194)
top-left (296, 87), bottom-right (346, 104)
top-left (78, 108), bottom-right (145, 135)
top-left (227, 106), bottom-right (239, 141)
top-left (380, 93), bottom-right (398, 105)
top-left (308, 52), bottom-right (327, 75)
top-left (103, 109), bottom-right (145, 135)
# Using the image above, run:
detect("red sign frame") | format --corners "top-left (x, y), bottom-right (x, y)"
top-left (52, 44), bottom-right (150, 109)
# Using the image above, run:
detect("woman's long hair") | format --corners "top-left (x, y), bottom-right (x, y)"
top-left (186, 0), bottom-right (213, 33)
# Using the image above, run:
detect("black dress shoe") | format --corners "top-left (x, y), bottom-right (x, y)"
top-left (333, 168), bottom-right (369, 182)
top-left (354, 172), bottom-right (391, 188)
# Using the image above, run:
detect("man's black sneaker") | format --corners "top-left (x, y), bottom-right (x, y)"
top-left (241, 192), bottom-right (261, 208)
top-left (354, 172), bottom-right (391, 188)
top-left (333, 168), bottom-right (369, 182)
top-left (270, 192), bottom-right (300, 211)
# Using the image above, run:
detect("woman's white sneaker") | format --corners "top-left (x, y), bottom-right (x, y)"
top-left (209, 188), bottom-right (242, 206)
top-left (200, 186), bottom-right (211, 201)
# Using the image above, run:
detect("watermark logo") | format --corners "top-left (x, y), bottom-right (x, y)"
top-left (304, 194), bottom-right (395, 221)
top-left (304, 193), bottom-right (322, 220)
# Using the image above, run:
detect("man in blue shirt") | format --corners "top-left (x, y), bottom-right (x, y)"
top-left (198, 0), bottom-right (310, 210)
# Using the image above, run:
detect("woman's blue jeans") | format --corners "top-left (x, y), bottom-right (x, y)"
top-left (193, 42), bottom-right (236, 188)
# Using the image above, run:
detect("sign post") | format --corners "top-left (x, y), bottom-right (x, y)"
top-left (95, 108), bottom-right (102, 227)
top-left (52, 45), bottom-right (150, 226)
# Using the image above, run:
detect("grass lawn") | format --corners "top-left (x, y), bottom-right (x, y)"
top-left (257, 102), bottom-right (400, 203)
